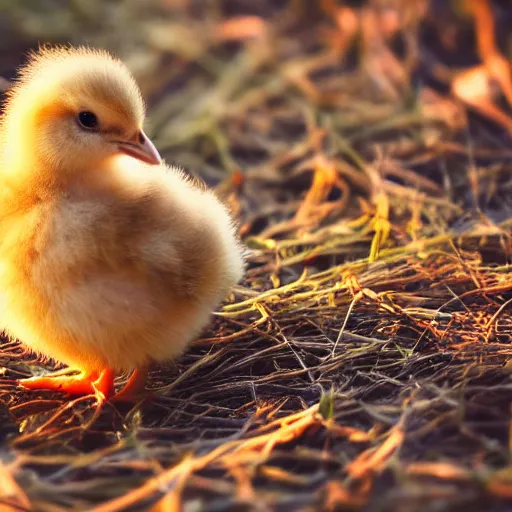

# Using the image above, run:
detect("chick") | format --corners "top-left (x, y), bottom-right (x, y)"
top-left (0, 45), bottom-right (245, 401)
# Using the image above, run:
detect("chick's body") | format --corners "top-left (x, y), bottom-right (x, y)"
top-left (0, 46), bottom-right (244, 398)
top-left (0, 162), bottom-right (242, 371)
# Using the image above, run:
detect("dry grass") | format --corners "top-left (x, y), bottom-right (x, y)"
top-left (2, 1), bottom-right (512, 510)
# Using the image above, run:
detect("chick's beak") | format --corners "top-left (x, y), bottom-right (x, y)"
top-left (117, 131), bottom-right (161, 166)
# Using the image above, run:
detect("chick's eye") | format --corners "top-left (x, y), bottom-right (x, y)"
top-left (77, 111), bottom-right (98, 129)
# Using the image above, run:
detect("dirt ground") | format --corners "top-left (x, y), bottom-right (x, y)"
top-left (2, 1), bottom-right (512, 511)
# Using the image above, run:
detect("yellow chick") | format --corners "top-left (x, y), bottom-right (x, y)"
top-left (0, 45), bottom-right (245, 401)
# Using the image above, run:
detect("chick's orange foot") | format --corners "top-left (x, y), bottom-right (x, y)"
top-left (19, 368), bottom-right (115, 398)
top-left (110, 367), bottom-right (149, 403)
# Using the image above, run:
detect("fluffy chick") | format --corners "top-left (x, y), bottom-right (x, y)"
top-left (0, 45), bottom-right (245, 401)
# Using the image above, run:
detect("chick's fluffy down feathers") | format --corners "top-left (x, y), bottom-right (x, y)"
top-left (0, 156), bottom-right (244, 372)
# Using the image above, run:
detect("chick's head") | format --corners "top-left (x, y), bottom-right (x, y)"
top-left (1, 45), bottom-right (161, 178)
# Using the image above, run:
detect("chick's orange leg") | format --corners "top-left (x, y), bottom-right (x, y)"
top-left (111, 367), bottom-right (148, 403)
top-left (19, 368), bottom-right (115, 398)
